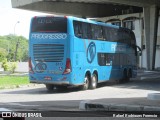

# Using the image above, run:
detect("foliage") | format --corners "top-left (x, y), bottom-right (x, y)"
top-left (1, 59), bottom-right (18, 73)
top-left (9, 62), bottom-right (18, 73)
top-left (0, 48), bottom-right (7, 62)
top-left (1, 59), bottom-right (9, 71)
top-left (0, 35), bottom-right (28, 62)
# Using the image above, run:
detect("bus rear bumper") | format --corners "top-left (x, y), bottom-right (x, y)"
top-left (30, 80), bottom-right (70, 86)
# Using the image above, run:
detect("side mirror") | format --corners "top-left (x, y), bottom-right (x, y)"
top-left (138, 51), bottom-right (142, 56)
top-left (136, 45), bottom-right (142, 56)
top-left (131, 44), bottom-right (142, 56)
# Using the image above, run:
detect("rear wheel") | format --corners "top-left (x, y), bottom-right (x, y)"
top-left (81, 75), bottom-right (90, 90)
top-left (46, 84), bottom-right (54, 91)
top-left (89, 73), bottom-right (97, 89)
top-left (123, 69), bottom-right (129, 82)
top-left (126, 69), bottom-right (132, 82)
top-left (119, 69), bottom-right (128, 83)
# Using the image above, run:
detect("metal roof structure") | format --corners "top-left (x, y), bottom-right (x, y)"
top-left (11, 0), bottom-right (150, 17)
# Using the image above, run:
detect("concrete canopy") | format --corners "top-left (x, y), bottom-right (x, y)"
top-left (11, 0), bottom-right (144, 17)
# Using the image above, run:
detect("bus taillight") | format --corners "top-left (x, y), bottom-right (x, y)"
top-left (28, 57), bottom-right (34, 74)
top-left (63, 58), bottom-right (71, 74)
top-left (64, 16), bottom-right (68, 19)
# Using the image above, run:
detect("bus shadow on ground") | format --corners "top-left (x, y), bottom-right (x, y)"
top-left (110, 79), bottom-right (160, 91)
top-left (0, 86), bottom-right (84, 95)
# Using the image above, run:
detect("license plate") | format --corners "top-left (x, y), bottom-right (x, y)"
top-left (44, 76), bottom-right (52, 80)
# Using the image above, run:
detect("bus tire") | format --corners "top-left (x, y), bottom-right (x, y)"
top-left (126, 69), bottom-right (132, 82)
top-left (119, 69), bottom-right (128, 83)
top-left (81, 75), bottom-right (90, 90)
top-left (46, 84), bottom-right (54, 91)
top-left (89, 73), bottom-right (97, 89)
top-left (119, 78), bottom-right (124, 84)
top-left (124, 69), bottom-right (129, 82)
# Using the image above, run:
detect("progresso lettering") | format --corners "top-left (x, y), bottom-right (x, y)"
top-left (31, 33), bottom-right (67, 40)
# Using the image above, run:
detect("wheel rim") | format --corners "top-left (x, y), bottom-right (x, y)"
top-left (92, 75), bottom-right (97, 88)
top-left (84, 76), bottom-right (89, 89)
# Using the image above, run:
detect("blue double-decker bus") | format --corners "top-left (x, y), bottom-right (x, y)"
top-left (29, 16), bottom-right (141, 91)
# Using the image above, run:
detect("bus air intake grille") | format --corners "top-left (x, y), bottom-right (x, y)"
top-left (33, 44), bottom-right (64, 62)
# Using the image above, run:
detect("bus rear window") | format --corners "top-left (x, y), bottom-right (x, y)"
top-left (31, 17), bottom-right (67, 33)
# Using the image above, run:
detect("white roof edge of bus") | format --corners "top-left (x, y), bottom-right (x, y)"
top-left (68, 16), bottom-right (120, 29)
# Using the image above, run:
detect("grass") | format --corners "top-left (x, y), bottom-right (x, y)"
top-left (0, 76), bottom-right (30, 89)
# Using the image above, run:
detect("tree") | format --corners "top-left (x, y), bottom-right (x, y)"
top-left (1, 59), bottom-right (17, 73)
top-left (0, 35), bottom-right (28, 62)
top-left (0, 48), bottom-right (7, 62)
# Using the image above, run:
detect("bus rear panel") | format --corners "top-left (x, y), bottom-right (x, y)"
top-left (29, 16), bottom-right (73, 86)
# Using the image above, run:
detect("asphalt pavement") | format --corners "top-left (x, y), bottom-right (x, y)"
top-left (1, 69), bottom-right (160, 119)
top-left (79, 70), bottom-right (160, 113)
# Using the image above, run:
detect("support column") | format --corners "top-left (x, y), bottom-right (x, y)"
top-left (143, 5), bottom-right (159, 70)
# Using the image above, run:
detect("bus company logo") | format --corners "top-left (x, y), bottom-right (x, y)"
top-left (87, 42), bottom-right (96, 64)
top-left (31, 33), bottom-right (67, 40)
top-left (35, 62), bottom-right (47, 73)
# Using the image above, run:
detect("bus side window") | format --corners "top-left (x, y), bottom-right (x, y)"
top-left (98, 53), bottom-right (106, 66)
top-left (103, 27), bottom-right (110, 41)
top-left (109, 28), bottom-right (114, 42)
top-left (92, 25), bottom-right (104, 40)
top-left (126, 31), bottom-right (132, 45)
top-left (73, 21), bottom-right (82, 38)
top-left (102, 27), bottom-right (106, 41)
top-left (108, 28), bottom-right (119, 42)
top-left (87, 23), bottom-right (92, 39)
top-left (130, 31), bottom-right (136, 45)
top-left (123, 29), bottom-right (132, 45)
top-left (117, 29), bottom-right (124, 43)
top-left (112, 28), bottom-right (119, 42)
top-left (82, 23), bottom-right (87, 39)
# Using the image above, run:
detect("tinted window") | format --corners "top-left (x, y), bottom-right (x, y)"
top-left (92, 25), bottom-right (104, 40)
top-left (118, 28), bottom-right (134, 45)
top-left (73, 21), bottom-right (83, 38)
top-left (130, 31), bottom-right (136, 45)
top-left (98, 53), bottom-right (106, 66)
top-left (31, 17), bottom-right (67, 33)
top-left (73, 20), bottom-right (136, 45)
top-left (103, 27), bottom-right (110, 41)
top-left (98, 53), bottom-right (128, 66)
top-left (82, 22), bottom-right (92, 39)
top-left (104, 27), bottom-right (119, 42)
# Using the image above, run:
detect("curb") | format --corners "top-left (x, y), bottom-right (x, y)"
top-left (148, 93), bottom-right (160, 100)
top-left (0, 84), bottom-right (42, 90)
top-left (79, 101), bottom-right (160, 111)
top-left (0, 73), bottom-right (28, 77)
top-left (131, 76), bottom-right (160, 80)
top-left (140, 76), bottom-right (160, 80)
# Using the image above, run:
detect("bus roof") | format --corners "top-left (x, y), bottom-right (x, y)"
top-left (67, 16), bottom-right (119, 29)
top-left (32, 15), bottom-right (135, 32)
top-left (32, 15), bottom-right (119, 28)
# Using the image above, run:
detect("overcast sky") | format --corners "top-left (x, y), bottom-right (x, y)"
top-left (0, 0), bottom-right (50, 39)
